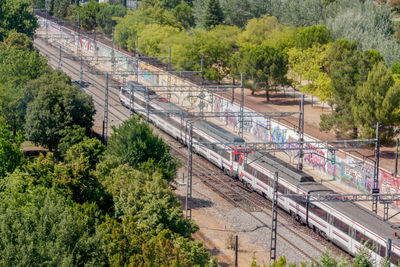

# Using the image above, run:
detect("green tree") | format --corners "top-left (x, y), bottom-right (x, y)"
top-left (358, 49), bottom-right (384, 83)
top-left (324, 0), bottom-right (398, 66)
top-left (295, 25), bottom-right (330, 49)
top-left (55, 138), bottom-right (110, 208)
top-left (65, 137), bottom-right (105, 170)
top-left (0, 44), bottom-right (48, 134)
top-left (58, 125), bottom-right (87, 160)
top-left (138, 24), bottom-right (182, 57)
top-left (392, 61), bottom-right (400, 74)
top-left (172, 3), bottom-right (195, 29)
top-left (278, 0), bottom-right (325, 27)
top-left (0, 186), bottom-right (103, 265)
top-left (219, 0), bottom-right (253, 28)
top-left (0, 119), bottom-right (23, 179)
top-left (107, 115), bottom-right (180, 182)
top-left (352, 62), bottom-right (400, 141)
top-left (52, 0), bottom-right (72, 19)
top-left (96, 3), bottom-right (127, 35)
top-left (181, 25), bottom-right (240, 81)
top-left (0, 0), bottom-right (38, 41)
top-left (32, 0), bottom-right (46, 9)
top-left (0, 31), bottom-right (34, 51)
top-left (288, 44), bottom-right (332, 103)
top-left (203, 0), bottom-right (224, 29)
top-left (238, 15), bottom-right (282, 46)
top-left (24, 70), bottom-right (95, 152)
top-left (320, 39), bottom-right (361, 138)
top-left (232, 45), bottom-right (289, 101)
top-left (79, 0), bottom-right (100, 31)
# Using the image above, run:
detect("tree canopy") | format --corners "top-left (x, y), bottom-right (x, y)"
top-left (203, 0), bottom-right (224, 29)
top-left (107, 115), bottom-right (180, 182)
top-left (24, 70), bottom-right (95, 152)
top-left (0, 0), bottom-right (38, 41)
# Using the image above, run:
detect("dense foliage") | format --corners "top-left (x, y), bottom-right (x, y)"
top-left (0, 0), bottom-right (38, 41)
top-left (103, 0), bottom-right (400, 141)
top-left (0, 4), bottom-right (217, 265)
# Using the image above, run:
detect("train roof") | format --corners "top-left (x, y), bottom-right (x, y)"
top-left (330, 201), bottom-right (400, 245)
top-left (127, 82), bottom-right (400, 248)
top-left (128, 81), bottom-right (156, 95)
top-left (194, 120), bottom-right (245, 143)
top-left (298, 182), bottom-right (334, 194)
top-left (247, 152), bottom-right (315, 183)
top-left (299, 182), bottom-right (400, 246)
top-left (129, 83), bottom-right (245, 144)
top-left (248, 152), bottom-right (400, 244)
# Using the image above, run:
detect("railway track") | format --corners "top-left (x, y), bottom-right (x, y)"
top-left (34, 37), bottom-right (344, 263)
top-left (165, 136), bottom-right (329, 263)
top-left (34, 38), bottom-right (129, 124)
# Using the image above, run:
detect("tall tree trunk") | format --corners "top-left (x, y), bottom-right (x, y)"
top-left (265, 80), bottom-right (270, 102)
top-left (352, 127), bottom-right (358, 139)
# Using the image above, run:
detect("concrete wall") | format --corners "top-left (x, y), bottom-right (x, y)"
top-left (37, 17), bottom-right (400, 206)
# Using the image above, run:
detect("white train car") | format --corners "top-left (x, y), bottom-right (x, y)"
top-left (120, 82), bottom-right (400, 266)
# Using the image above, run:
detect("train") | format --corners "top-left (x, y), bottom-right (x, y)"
top-left (119, 81), bottom-right (400, 266)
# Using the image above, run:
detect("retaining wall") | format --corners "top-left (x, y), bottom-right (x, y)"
top-left (36, 17), bottom-right (400, 206)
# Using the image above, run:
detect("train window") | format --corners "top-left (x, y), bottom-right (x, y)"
top-left (287, 189), bottom-right (295, 195)
top-left (278, 183), bottom-right (285, 194)
top-left (391, 252), bottom-right (400, 265)
top-left (219, 150), bottom-right (230, 160)
top-left (293, 194), bottom-right (306, 208)
top-left (234, 153), bottom-right (240, 162)
top-left (378, 244), bottom-right (386, 258)
top-left (257, 171), bottom-right (269, 185)
top-left (355, 230), bottom-right (373, 248)
top-left (245, 164), bottom-right (255, 176)
top-left (332, 216), bottom-right (349, 234)
top-left (309, 203), bottom-right (328, 221)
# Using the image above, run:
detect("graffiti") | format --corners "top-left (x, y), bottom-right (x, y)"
top-left (39, 18), bottom-right (400, 208)
top-left (252, 123), bottom-right (270, 142)
top-left (225, 109), bottom-right (238, 128)
top-left (269, 127), bottom-right (286, 145)
top-left (304, 146), bottom-right (326, 171)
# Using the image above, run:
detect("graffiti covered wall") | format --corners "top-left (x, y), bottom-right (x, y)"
top-left (38, 18), bottom-right (400, 204)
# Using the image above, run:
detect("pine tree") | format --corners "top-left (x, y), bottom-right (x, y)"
top-left (203, 0), bottom-right (224, 29)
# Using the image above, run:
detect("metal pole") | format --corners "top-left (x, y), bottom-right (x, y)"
top-left (384, 202), bottom-right (390, 221)
top-left (58, 45), bottom-right (62, 70)
top-left (111, 27), bottom-right (115, 74)
top-left (395, 138), bottom-right (399, 178)
top-left (77, 13), bottom-right (80, 56)
top-left (130, 83), bottom-right (134, 117)
top-left (95, 33), bottom-right (98, 64)
top-left (372, 122), bottom-right (381, 214)
top-left (387, 238), bottom-right (392, 261)
top-left (146, 85), bottom-right (150, 124)
top-left (239, 73), bottom-right (244, 138)
top-left (298, 95), bottom-right (305, 170)
top-left (186, 123), bottom-right (193, 219)
top-left (46, 20), bottom-right (48, 45)
top-left (270, 171), bottom-right (279, 262)
top-left (168, 46), bottom-right (171, 71)
top-left (201, 58), bottom-right (204, 85)
top-left (135, 35), bottom-right (139, 83)
top-left (235, 235), bottom-right (238, 267)
top-left (102, 73), bottom-right (109, 144)
top-left (80, 56), bottom-right (83, 86)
